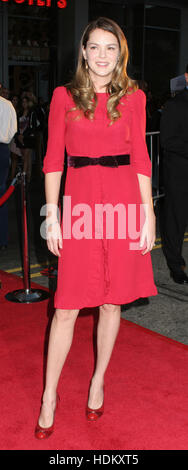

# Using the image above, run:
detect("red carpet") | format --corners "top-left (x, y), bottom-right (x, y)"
top-left (1, 269), bottom-right (188, 450)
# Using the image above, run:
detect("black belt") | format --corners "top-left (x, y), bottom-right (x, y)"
top-left (67, 154), bottom-right (130, 168)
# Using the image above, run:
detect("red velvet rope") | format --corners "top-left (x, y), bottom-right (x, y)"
top-left (0, 185), bottom-right (15, 206)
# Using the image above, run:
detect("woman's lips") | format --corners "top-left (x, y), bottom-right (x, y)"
top-left (96, 62), bottom-right (109, 66)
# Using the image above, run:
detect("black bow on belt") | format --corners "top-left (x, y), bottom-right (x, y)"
top-left (67, 154), bottom-right (130, 168)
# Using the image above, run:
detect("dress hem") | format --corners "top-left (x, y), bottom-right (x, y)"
top-left (54, 286), bottom-right (158, 310)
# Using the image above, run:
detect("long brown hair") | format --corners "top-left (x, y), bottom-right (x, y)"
top-left (65, 17), bottom-right (138, 125)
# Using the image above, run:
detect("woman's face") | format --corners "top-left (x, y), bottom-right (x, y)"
top-left (82, 28), bottom-right (120, 85)
top-left (12, 96), bottom-right (18, 108)
top-left (22, 98), bottom-right (28, 110)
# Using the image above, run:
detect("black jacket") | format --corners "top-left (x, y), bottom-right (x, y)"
top-left (14, 107), bottom-right (38, 139)
top-left (14, 108), bottom-right (39, 149)
top-left (160, 87), bottom-right (188, 159)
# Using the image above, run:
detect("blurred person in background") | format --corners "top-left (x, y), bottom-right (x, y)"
top-left (9, 94), bottom-right (22, 180)
top-left (0, 92), bottom-right (17, 249)
top-left (160, 64), bottom-right (188, 284)
top-left (24, 90), bottom-right (44, 180)
top-left (34, 96), bottom-right (47, 181)
top-left (14, 96), bottom-right (37, 183)
top-left (1, 87), bottom-right (10, 101)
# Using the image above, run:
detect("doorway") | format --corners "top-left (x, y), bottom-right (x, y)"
top-left (9, 64), bottom-right (50, 102)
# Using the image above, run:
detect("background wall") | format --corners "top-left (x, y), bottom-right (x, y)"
top-left (57, 0), bottom-right (88, 85)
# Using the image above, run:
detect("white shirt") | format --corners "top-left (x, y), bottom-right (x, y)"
top-left (0, 96), bottom-right (17, 144)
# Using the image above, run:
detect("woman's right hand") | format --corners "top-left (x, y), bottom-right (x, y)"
top-left (46, 218), bottom-right (63, 257)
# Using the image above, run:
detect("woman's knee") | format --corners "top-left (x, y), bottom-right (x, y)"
top-left (54, 308), bottom-right (80, 322)
top-left (100, 303), bottom-right (121, 314)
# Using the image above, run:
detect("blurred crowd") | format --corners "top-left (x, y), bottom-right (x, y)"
top-left (0, 83), bottom-right (50, 183)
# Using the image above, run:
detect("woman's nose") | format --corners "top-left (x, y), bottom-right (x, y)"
top-left (98, 47), bottom-right (107, 58)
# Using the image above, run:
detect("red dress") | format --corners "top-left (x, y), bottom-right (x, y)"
top-left (42, 86), bottom-right (158, 309)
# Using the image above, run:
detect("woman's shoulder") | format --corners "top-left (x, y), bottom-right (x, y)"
top-left (52, 85), bottom-right (72, 101)
top-left (121, 88), bottom-right (146, 114)
top-left (50, 86), bottom-right (74, 111)
top-left (125, 88), bottom-right (146, 105)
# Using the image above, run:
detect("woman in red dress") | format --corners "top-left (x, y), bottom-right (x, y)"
top-left (35, 17), bottom-right (158, 439)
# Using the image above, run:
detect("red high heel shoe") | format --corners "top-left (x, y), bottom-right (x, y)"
top-left (86, 385), bottom-right (105, 421)
top-left (35, 393), bottom-right (60, 439)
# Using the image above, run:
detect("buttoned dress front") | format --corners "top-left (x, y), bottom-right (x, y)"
top-left (42, 86), bottom-right (158, 309)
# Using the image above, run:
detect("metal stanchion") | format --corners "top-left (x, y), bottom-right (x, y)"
top-left (146, 131), bottom-right (165, 208)
top-left (5, 172), bottom-right (50, 303)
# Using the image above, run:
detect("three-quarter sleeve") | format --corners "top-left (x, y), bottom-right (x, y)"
top-left (130, 89), bottom-right (152, 177)
top-left (42, 86), bottom-right (66, 174)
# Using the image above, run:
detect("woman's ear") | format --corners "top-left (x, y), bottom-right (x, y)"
top-left (82, 46), bottom-right (86, 61)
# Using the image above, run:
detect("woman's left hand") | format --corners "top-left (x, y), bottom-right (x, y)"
top-left (139, 208), bottom-right (156, 255)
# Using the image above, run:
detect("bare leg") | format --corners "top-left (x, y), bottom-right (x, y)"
top-left (38, 308), bottom-right (80, 427)
top-left (87, 303), bottom-right (121, 409)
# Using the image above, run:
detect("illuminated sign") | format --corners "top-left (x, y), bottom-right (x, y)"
top-left (0, 0), bottom-right (67, 7)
